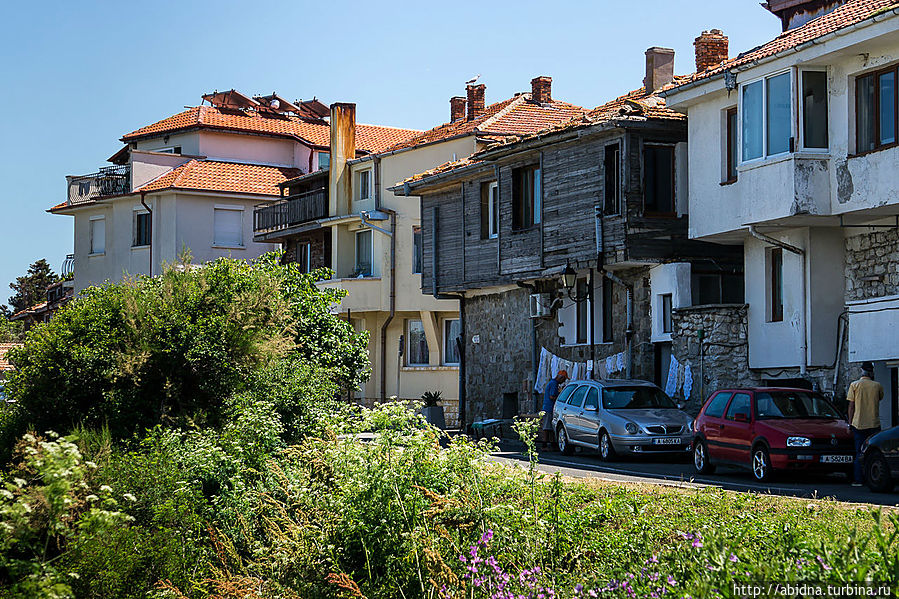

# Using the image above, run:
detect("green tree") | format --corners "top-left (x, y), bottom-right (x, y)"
top-left (0, 317), bottom-right (24, 343)
top-left (1, 253), bottom-right (368, 451)
top-left (6, 259), bottom-right (60, 314)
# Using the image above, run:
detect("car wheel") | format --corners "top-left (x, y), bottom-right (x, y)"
top-left (598, 430), bottom-right (616, 462)
top-left (751, 445), bottom-right (773, 482)
top-left (557, 425), bottom-right (574, 456)
top-left (693, 439), bottom-right (715, 474)
top-left (865, 452), bottom-right (894, 493)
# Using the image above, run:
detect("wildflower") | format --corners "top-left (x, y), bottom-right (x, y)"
top-left (667, 575), bottom-right (677, 586)
top-left (480, 528), bottom-right (494, 544)
top-left (99, 484), bottom-right (112, 493)
top-left (123, 493), bottom-right (136, 502)
top-left (574, 583), bottom-right (584, 594)
top-left (729, 553), bottom-right (738, 563)
top-left (691, 538), bottom-right (703, 548)
top-left (816, 555), bottom-right (832, 571)
top-left (13, 478), bottom-right (26, 488)
top-left (649, 555), bottom-right (659, 564)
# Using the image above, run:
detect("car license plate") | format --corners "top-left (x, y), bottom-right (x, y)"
top-left (820, 455), bottom-right (853, 464)
top-left (652, 437), bottom-right (679, 445)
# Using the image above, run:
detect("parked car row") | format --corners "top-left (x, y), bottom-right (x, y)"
top-left (551, 380), bottom-right (899, 493)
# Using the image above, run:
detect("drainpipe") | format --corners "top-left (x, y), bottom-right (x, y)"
top-left (140, 191), bottom-right (152, 277)
top-left (370, 208), bottom-right (396, 402)
top-left (748, 225), bottom-right (807, 375)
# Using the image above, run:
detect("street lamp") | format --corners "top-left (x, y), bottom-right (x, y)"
top-left (560, 261), bottom-right (589, 303)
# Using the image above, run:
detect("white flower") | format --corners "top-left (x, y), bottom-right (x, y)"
top-left (123, 493), bottom-right (137, 502)
top-left (85, 495), bottom-right (98, 502)
top-left (84, 461), bottom-right (98, 470)
top-left (0, 489), bottom-right (13, 500)
top-left (13, 478), bottom-right (26, 488)
top-left (99, 485), bottom-right (112, 493)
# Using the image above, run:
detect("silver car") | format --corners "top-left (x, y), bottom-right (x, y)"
top-left (551, 379), bottom-right (693, 460)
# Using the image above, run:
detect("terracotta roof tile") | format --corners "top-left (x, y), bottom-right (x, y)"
top-left (384, 94), bottom-right (586, 152)
top-left (121, 105), bottom-right (420, 154)
top-left (137, 160), bottom-right (300, 196)
top-left (680, 0), bottom-right (899, 86)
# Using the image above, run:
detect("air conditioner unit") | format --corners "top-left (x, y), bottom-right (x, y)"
top-left (529, 293), bottom-right (552, 319)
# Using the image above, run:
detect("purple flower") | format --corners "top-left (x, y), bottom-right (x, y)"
top-left (692, 538), bottom-right (703, 548)
top-left (574, 584), bottom-right (584, 594)
top-left (816, 555), bottom-right (832, 571)
top-left (667, 575), bottom-right (677, 586)
top-left (729, 553), bottom-right (738, 563)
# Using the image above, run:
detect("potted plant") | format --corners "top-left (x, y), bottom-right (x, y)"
top-left (420, 390), bottom-right (445, 429)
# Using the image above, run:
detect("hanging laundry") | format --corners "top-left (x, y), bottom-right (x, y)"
top-left (616, 352), bottom-right (625, 373)
top-left (683, 363), bottom-right (694, 399)
top-left (606, 355), bottom-right (615, 373)
top-left (665, 356), bottom-right (680, 397)
top-left (550, 355), bottom-right (560, 379)
top-left (597, 360), bottom-right (607, 379)
top-left (534, 348), bottom-right (550, 392)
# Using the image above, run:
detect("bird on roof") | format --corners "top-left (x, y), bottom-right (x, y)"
top-left (465, 74), bottom-right (481, 86)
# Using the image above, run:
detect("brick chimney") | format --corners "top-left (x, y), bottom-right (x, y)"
top-left (450, 96), bottom-right (466, 122)
top-left (531, 76), bottom-right (552, 104)
top-left (644, 47), bottom-right (675, 93)
top-left (694, 30), bottom-right (729, 73)
top-left (466, 84), bottom-right (486, 121)
top-left (330, 102), bottom-right (356, 215)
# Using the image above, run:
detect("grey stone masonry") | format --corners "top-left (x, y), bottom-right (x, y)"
top-left (845, 228), bottom-right (899, 301)
top-left (671, 304), bottom-right (760, 412)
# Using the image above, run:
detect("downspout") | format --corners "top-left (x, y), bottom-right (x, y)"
top-left (370, 157), bottom-right (396, 402)
top-left (140, 191), bottom-right (152, 277)
top-left (748, 225), bottom-right (807, 375)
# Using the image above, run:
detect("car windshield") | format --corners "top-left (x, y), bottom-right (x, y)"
top-left (601, 386), bottom-right (677, 410)
top-left (755, 391), bottom-right (842, 419)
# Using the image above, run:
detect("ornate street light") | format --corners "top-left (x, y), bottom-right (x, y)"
top-left (560, 261), bottom-right (589, 303)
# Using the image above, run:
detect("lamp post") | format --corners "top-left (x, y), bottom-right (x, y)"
top-left (560, 261), bottom-right (596, 378)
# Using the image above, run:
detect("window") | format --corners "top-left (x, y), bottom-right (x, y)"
top-left (661, 293), bottom-right (673, 334)
top-left (584, 387), bottom-right (599, 410)
top-left (691, 271), bottom-right (745, 305)
top-left (155, 146), bottom-right (182, 154)
top-left (801, 71), bottom-right (828, 149)
top-left (512, 165), bottom-right (540, 230)
top-left (602, 277), bottom-right (613, 342)
top-left (412, 226), bottom-right (422, 274)
top-left (724, 393), bottom-right (752, 421)
top-left (769, 247), bottom-right (783, 322)
top-left (133, 211), bottom-right (151, 247)
top-left (603, 143), bottom-right (620, 214)
top-left (556, 384), bottom-right (577, 405)
top-left (355, 229), bottom-right (372, 276)
top-left (725, 107), bottom-right (738, 183)
top-left (318, 152), bottom-right (330, 171)
top-left (576, 279), bottom-right (589, 344)
top-left (407, 320), bottom-right (429, 366)
top-left (480, 181), bottom-right (498, 239)
top-left (214, 207), bottom-right (243, 247)
top-left (856, 65), bottom-right (898, 153)
top-left (568, 386), bottom-right (589, 409)
top-left (643, 145), bottom-right (675, 215)
top-left (704, 392), bottom-right (732, 419)
top-left (356, 169), bottom-right (372, 201)
top-left (297, 241), bottom-right (312, 273)
top-left (89, 217), bottom-right (105, 255)
top-left (443, 318), bottom-right (461, 365)
top-left (742, 72), bottom-right (792, 161)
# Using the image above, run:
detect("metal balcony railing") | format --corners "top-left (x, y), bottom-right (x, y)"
top-left (254, 187), bottom-right (327, 233)
top-left (67, 165), bottom-right (131, 206)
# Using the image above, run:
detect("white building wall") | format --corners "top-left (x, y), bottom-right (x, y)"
top-left (649, 263), bottom-right (692, 343)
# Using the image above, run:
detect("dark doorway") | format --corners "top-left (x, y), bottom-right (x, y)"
top-left (762, 378), bottom-right (813, 390)
top-left (502, 392), bottom-right (518, 420)
top-left (654, 342), bottom-right (672, 389)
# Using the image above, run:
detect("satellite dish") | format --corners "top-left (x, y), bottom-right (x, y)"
top-left (270, 99), bottom-right (280, 110)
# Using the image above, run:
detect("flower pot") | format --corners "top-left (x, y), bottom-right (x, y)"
top-left (421, 405), bottom-right (446, 429)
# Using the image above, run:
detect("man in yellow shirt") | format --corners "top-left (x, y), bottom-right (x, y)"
top-left (847, 361), bottom-right (884, 486)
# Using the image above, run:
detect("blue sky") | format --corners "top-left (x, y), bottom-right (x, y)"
top-left (0, 1), bottom-right (778, 306)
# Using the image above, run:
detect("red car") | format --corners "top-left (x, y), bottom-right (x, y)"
top-left (692, 387), bottom-right (853, 482)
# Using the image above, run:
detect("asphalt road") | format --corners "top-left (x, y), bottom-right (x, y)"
top-left (491, 443), bottom-right (899, 507)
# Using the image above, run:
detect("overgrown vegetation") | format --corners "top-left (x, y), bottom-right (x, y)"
top-left (0, 253), bottom-right (896, 598)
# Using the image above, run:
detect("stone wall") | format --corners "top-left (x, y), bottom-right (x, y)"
top-left (845, 228), bottom-right (899, 301)
top-left (672, 304), bottom-right (759, 412)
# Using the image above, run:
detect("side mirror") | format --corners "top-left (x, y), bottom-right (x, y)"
top-left (734, 413), bottom-right (749, 423)
top-left (585, 404), bottom-right (598, 412)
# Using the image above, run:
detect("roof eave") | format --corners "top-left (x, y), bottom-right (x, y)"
top-left (390, 161), bottom-right (493, 196)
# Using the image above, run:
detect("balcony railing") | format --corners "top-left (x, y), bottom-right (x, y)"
top-left (67, 165), bottom-right (131, 206)
top-left (254, 187), bottom-right (327, 234)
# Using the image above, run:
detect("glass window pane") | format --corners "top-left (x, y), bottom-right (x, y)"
top-left (355, 230), bottom-right (372, 276)
top-left (766, 72), bottom-right (792, 155)
top-left (802, 71), bottom-right (828, 149)
top-left (879, 71), bottom-right (896, 145)
top-left (490, 183), bottom-right (498, 237)
top-left (443, 319), bottom-right (460, 364)
top-left (533, 168), bottom-right (541, 225)
top-left (90, 219), bottom-right (105, 254)
top-left (412, 226), bottom-right (422, 274)
top-left (727, 109), bottom-right (738, 180)
top-left (857, 74), bottom-right (876, 152)
top-left (742, 81), bottom-right (764, 161)
top-left (408, 320), bottom-right (429, 365)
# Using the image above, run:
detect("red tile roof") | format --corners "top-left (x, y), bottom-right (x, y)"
top-left (680, 0), bottom-right (899, 86)
top-left (383, 93), bottom-right (585, 152)
top-left (137, 160), bottom-right (300, 196)
top-left (121, 105), bottom-right (420, 154)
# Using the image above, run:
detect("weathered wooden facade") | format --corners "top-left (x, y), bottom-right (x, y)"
top-left (396, 49), bottom-right (744, 426)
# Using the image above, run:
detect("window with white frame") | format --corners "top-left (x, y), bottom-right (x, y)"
top-left (661, 294), bottom-right (673, 334)
top-left (558, 276), bottom-right (603, 346)
top-left (406, 319), bottom-right (429, 366)
top-left (742, 72), bottom-right (791, 162)
top-left (154, 146), bottom-right (182, 154)
top-left (443, 318), bottom-right (461, 365)
top-left (801, 70), bottom-right (828, 149)
top-left (355, 229), bottom-right (372, 276)
top-left (480, 181), bottom-right (498, 239)
top-left (297, 241), bottom-right (312, 273)
top-left (89, 216), bottom-right (105, 255)
top-left (356, 169), bottom-right (372, 201)
top-left (133, 211), bottom-right (151, 247)
top-left (213, 207), bottom-right (243, 247)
